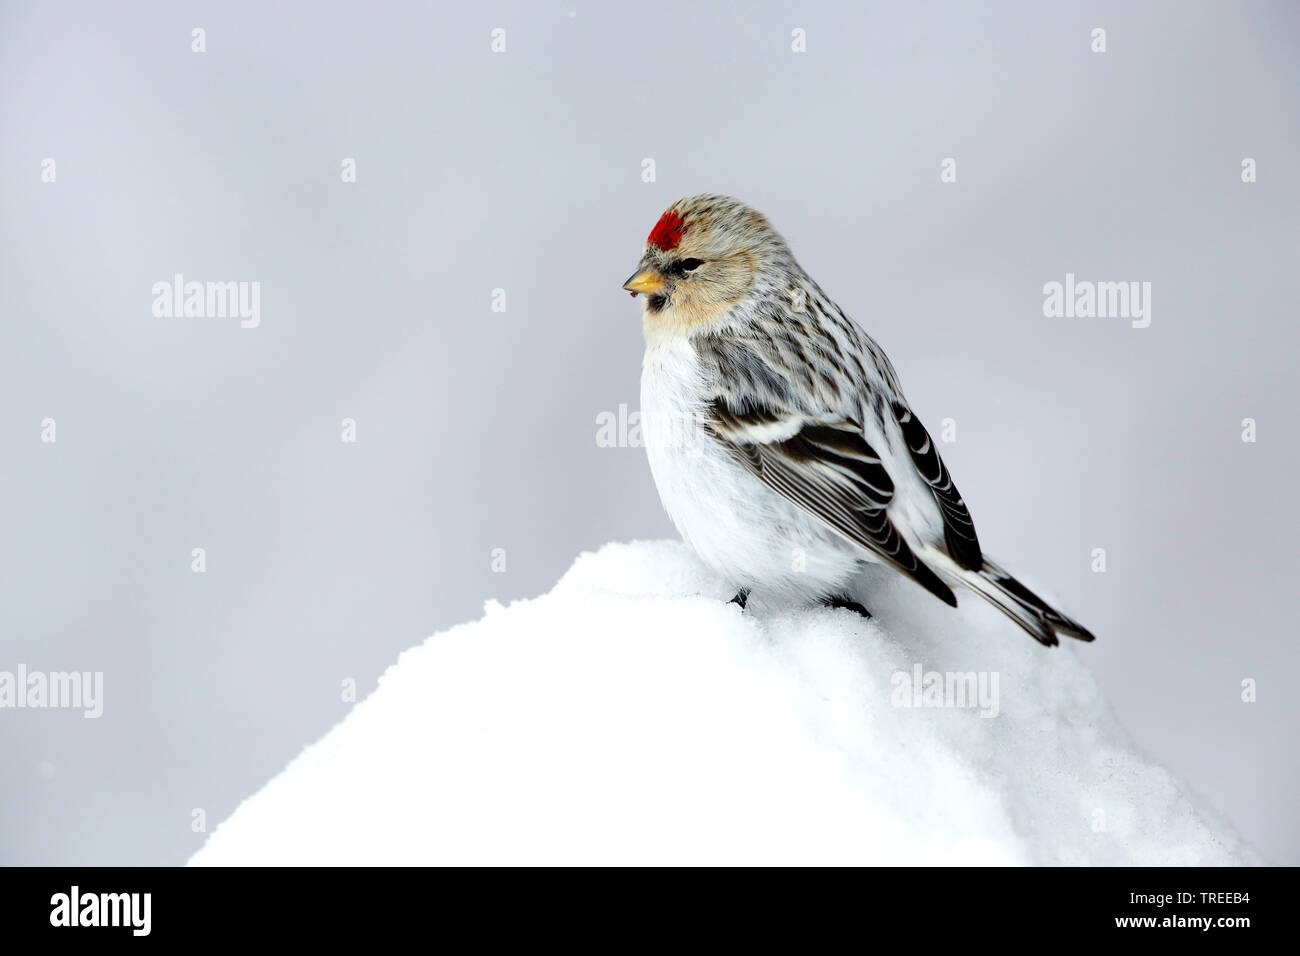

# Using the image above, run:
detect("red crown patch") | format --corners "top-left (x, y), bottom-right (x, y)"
top-left (647, 209), bottom-right (688, 250)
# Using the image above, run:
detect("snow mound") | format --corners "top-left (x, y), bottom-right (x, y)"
top-left (191, 540), bottom-right (1256, 866)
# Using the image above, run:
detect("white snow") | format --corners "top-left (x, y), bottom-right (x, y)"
top-left (191, 540), bottom-right (1257, 866)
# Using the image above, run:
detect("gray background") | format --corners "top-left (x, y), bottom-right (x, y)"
top-left (1, 0), bottom-right (1296, 865)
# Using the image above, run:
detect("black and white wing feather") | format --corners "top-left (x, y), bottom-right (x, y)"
top-left (891, 401), bottom-right (982, 571)
top-left (706, 399), bottom-right (958, 607)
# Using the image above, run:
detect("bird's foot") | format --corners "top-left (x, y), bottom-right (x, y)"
top-left (728, 588), bottom-right (751, 610)
top-left (826, 594), bottom-right (872, 619)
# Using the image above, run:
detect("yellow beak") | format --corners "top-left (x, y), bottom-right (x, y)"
top-left (623, 270), bottom-right (666, 296)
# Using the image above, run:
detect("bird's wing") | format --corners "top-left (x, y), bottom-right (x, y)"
top-left (706, 398), bottom-right (957, 606)
top-left (890, 401), bottom-right (983, 571)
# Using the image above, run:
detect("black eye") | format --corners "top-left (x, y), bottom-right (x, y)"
top-left (680, 258), bottom-right (704, 272)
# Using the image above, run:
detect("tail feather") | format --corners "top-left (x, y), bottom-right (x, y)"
top-left (957, 558), bottom-right (1095, 647)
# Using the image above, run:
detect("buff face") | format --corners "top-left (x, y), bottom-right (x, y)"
top-left (623, 202), bottom-right (762, 335)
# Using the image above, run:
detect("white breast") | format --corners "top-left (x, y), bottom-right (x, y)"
top-left (639, 339), bottom-right (866, 606)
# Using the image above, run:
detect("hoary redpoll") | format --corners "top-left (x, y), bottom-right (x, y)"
top-left (624, 194), bottom-right (1094, 646)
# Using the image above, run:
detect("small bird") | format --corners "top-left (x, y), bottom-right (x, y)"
top-left (624, 194), bottom-right (1093, 646)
